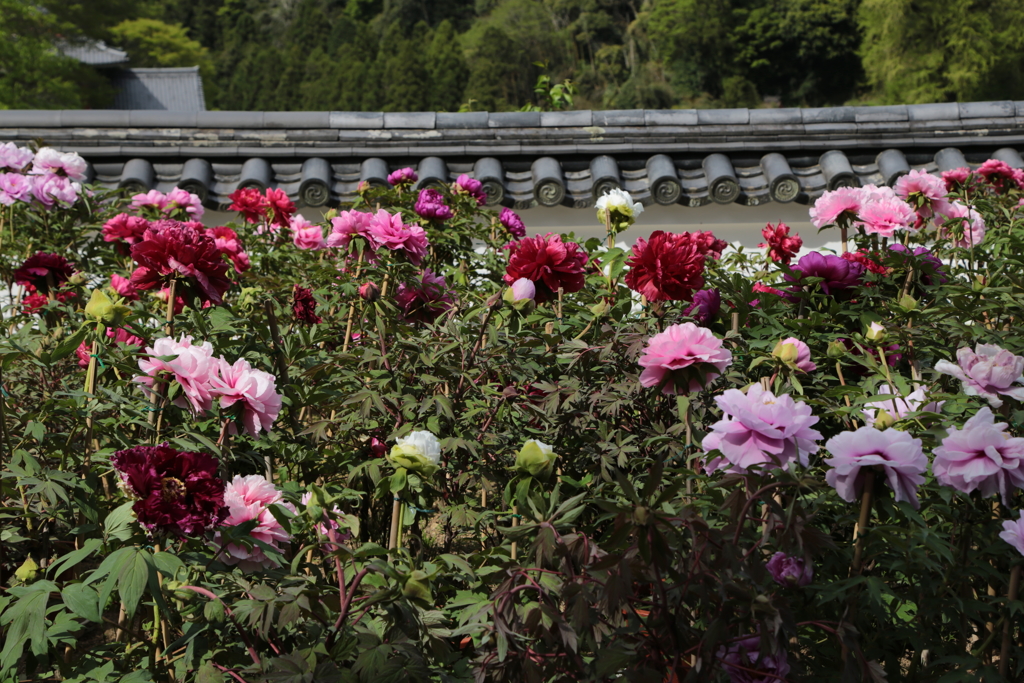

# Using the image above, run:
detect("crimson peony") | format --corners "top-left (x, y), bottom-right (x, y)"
top-left (759, 222), bottom-right (802, 264)
top-left (394, 270), bottom-right (454, 323)
top-left (228, 187), bottom-right (267, 223)
top-left (14, 252), bottom-right (75, 293)
top-left (265, 188), bottom-right (296, 227)
top-left (292, 285), bottom-right (321, 325)
top-left (130, 221), bottom-right (232, 305)
top-left (503, 233), bottom-right (588, 304)
top-left (103, 214), bottom-right (151, 246)
top-left (110, 443), bottom-right (225, 537)
top-left (625, 231), bottom-right (706, 302)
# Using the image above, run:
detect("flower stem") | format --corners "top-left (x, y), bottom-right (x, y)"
top-left (851, 468), bottom-right (875, 575)
top-left (999, 564), bottom-right (1021, 677)
top-left (510, 505), bottom-right (519, 561)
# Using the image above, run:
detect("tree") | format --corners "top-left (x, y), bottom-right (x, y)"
top-left (109, 18), bottom-right (214, 80)
top-left (381, 25), bottom-right (430, 112)
top-left (426, 20), bottom-right (468, 111)
top-left (647, 0), bottom-right (736, 99)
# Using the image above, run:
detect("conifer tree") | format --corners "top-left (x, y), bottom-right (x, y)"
top-left (426, 20), bottom-right (468, 111)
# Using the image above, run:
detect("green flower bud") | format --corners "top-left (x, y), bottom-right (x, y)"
top-left (865, 321), bottom-right (886, 342)
top-left (67, 272), bottom-right (88, 286)
top-left (898, 294), bottom-right (918, 311)
top-left (873, 409), bottom-right (896, 430)
top-left (772, 340), bottom-right (799, 364)
top-left (515, 439), bottom-right (558, 479)
top-left (402, 570), bottom-right (432, 602)
top-left (85, 288), bottom-right (131, 327)
top-left (826, 340), bottom-right (847, 359)
top-left (14, 556), bottom-right (39, 584)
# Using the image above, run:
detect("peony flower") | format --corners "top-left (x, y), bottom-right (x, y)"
top-left (292, 285), bottom-right (321, 325)
top-left (942, 167), bottom-right (976, 192)
top-left (824, 427), bottom-right (928, 509)
top-left (368, 210), bottom-right (428, 265)
top-left (840, 250), bottom-right (888, 276)
top-left (163, 187), bottom-right (204, 218)
top-left (209, 358), bottom-right (282, 438)
top-left (110, 273), bottom-right (140, 301)
top-left (387, 167), bottom-right (418, 186)
top-left (503, 233), bottom-right (589, 304)
top-left (718, 635), bottom-right (791, 683)
top-left (887, 244), bottom-right (946, 285)
top-left (327, 210), bottom-right (377, 253)
top-left (414, 188), bottom-right (453, 220)
top-left (857, 195), bottom-right (916, 237)
top-left (129, 220), bottom-right (233, 305)
top-left (134, 334), bottom-right (218, 415)
top-left (31, 174), bottom-right (80, 207)
top-left (510, 277), bottom-right (535, 302)
top-left (289, 215), bottom-right (325, 250)
top-left (809, 186), bottom-right (863, 229)
top-left (207, 226), bottom-right (250, 273)
top-left (766, 552), bottom-right (813, 587)
top-left (300, 491), bottom-right (346, 540)
top-left (684, 288), bottom-right (721, 326)
top-left (0, 142), bottom-right (34, 171)
top-left (861, 384), bottom-right (943, 425)
top-left (388, 430), bottom-right (442, 476)
top-left (31, 147), bottom-right (87, 181)
top-left (999, 513), bottom-right (1024, 557)
top-left (694, 231), bottom-right (729, 260)
top-left (394, 270), bottom-right (454, 324)
top-left (759, 222), bottom-right (802, 264)
top-left (111, 443), bottom-right (225, 537)
top-left (935, 202), bottom-right (986, 247)
top-left (935, 343), bottom-right (1024, 408)
top-left (752, 282), bottom-right (785, 297)
top-left (103, 213), bottom-right (151, 245)
top-left (215, 475), bottom-right (294, 571)
top-left (515, 440), bottom-right (558, 479)
top-left (500, 207), bottom-right (527, 239)
top-left (596, 188), bottom-right (643, 231)
top-left (703, 384), bottom-right (821, 474)
top-left (227, 187), bottom-right (268, 223)
top-left (0, 173), bottom-right (33, 205)
top-left (977, 159), bottom-right (1024, 194)
top-left (772, 337), bottom-right (816, 373)
top-left (932, 407), bottom-right (1024, 504)
top-left (785, 252), bottom-right (864, 296)
top-left (894, 169), bottom-right (950, 218)
top-left (264, 188), bottom-right (295, 227)
top-left (625, 231), bottom-right (707, 302)
top-left (639, 322), bottom-right (732, 395)
top-left (131, 189), bottom-right (169, 213)
top-left (454, 173), bottom-right (487, 205)
top-left (14, 252), bottom-right (75, 293)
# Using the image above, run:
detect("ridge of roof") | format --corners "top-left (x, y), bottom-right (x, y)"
top-left (56, 39), bottom-right (129, 66)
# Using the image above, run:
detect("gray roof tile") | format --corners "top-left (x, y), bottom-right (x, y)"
top-left (644, 109), bottom-right (698, 126)
top-left (488, 112), bottom-right (541, 127)
top-left (110, 68), bottom-right (205, 111)
top-left (854, 105), bottom-right (908, 123)
top-left (593, 110), bottom-right (645, 126)
top-left (541, 110), bottom-right (592, 127)
top-left (383, 112), bottom-right (436, 129)
top-left (907, 103), bottom-right (960, 121)
top-left (437, 112), bottom-right (489, 129)
top-left (329, 112), bottom-right (383, 129)
top-left (58, 40), bottom-right (129, 66)
top-left (697, 109), bottom-right (749, 125)
top-left (264, 112), bottom-right (331, 128)
top-left (959, 101), bottom-right (1015, 118)
top-left (749, 108), bottom-right (803, 125)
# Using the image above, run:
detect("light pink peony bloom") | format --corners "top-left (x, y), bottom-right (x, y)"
top-left (894, 169), bottom-right (950, 218)
top-left (935, 202), bottom-right (986, 247)
top-left (110, 273), bottom-right (140, 301)
top-left (215, 475), bottom-right (294, 571)
top-left (327, 210), bottom-right (377, 255)
top-left (861, 384), bottom-right (943, 424)
top-left (857, 195), bottom-right (916, 237)
top-left (31, 174), bottom-right (79, 207)
top-left (0, 142), bottom-right (34, 171)
top-left (510, 277), bottom-right (535, 301)
top-left (289, 215), bottom-right (326, 250)
top-left (774, 337), bottom-right (816, 373)
top-left (999, 513), bottom-right (1024, 557)
top-left (809, 187), bottom-right (863, 229)
top-left (31, 148), bottom-right (88, 181)
top-left (368, 209), bottom-right (429, 265)
top-left (935, 343), bottom-right (1024, 408)
top-left (638, 322), bottom-right (732, 395)
top-left (703, 384), bottom-right (821, 474)
top-left (932, 407), bottom-right (1024, 504)
top-left (0, 173), bottom-right (32, 205)
top-left (209, 358), bottom-right (282, 438)
top-left (164, 187), bottom-right (205, 218)
top-left (824, 427), bottom-right (928, 509)
top-left (131, 190), bottom-right (169, 212)
top-left (134, 335), bottom-right (218, 415)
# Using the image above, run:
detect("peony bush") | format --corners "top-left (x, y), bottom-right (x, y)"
top-left (1, 141), bottom-right (1024, 683)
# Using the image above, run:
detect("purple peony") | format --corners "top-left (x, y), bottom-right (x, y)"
top-left (718, 635), bottom-right (791, 683)
top-left (500, 207), bottom-right (527, 239)
top-left (387, 167), bottom-right (418, 186)
top-left (935, 343), bottom-right (1024, 408)
top-left (785, 251), bottom-right (865, 295)
top-left (684, 288), bottom-right (721, 326)
top-left (1000, 513), bottom-right (1024, 557)
top-left (766, 552), bottom-right (813, 587)
top-left (824, 427), bottom-right (928, 509)
top-left (703, 384), bottom-right (821, 474)
top-left (932, 407), bottom-right (1024, 504)
top-left (888, 244), bottom-right (947, 285)
top-left (414, 188), bottom-right (453, 220)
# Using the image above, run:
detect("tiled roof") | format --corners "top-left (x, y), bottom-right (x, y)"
top-left (57, 40), bottom-right (129, 67)
top-left (108, 68), bottom-right (206, 111)
top-left (1, 102), bottom-right (1022, 210)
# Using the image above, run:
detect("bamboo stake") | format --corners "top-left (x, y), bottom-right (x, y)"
top-left (851, 469), bottom-right (875, 575)
top-left (510, 505), bottom-right (519, 561)
top-left (388, 497), bottom-right (401, 551)
top-left (999, 565), bottom-right (1021, 677)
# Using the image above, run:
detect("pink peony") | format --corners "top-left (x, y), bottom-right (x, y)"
top-left (327, 210), bottom-right (377, 253)
top-left (824, 427), bottom-right (928, 509)
top-left (131, 190), bottom-right (169, 212)
top-left (77, 327), bottom-right (145, 368)
top-left (414, 188), bottom-right (453, 220)
top-left (103, 213), bottom-right (151, 245)
top-left (861, 384), bottom-right (943, 424)
top-left (454, 173), bottom-right (487, 205)
top-left (31, 174), bottom-right (79, 207)
top-left (207, 226), bottom-right (251, 273)
top-left (215, 475), bottom-right (294, 571)
top-left (942, 167), bottom-right (976, 192)
top-left (702, 384), bottom-right (821, 474)
top-left (977, 159), bottom-right (1024, 194)
top-left (164, 187), bottom-right (205, 218)
top-left (31, 148), bottom-right (87, 181)
top-left (134, 335), bottom-right (218, 415)
top-left (208, 358), bottom-right (282, 438)
top-left (935, 202), bottom-right (986, 247)
top-left (289, 215), bottom-right (325, 250)
top-left (894, 169), bottom-right (950, 219)
top-left (387, 167), bottom-right (418, 186)
top-left (0, 173), bottom-right (33, 205)
top-left (510, 277), bottom-right (536, 302)
top-left (110, 273), bottom-right (140, 301)
top-left (809, 186), bottom-right (863, 229)
top-left (935, 343), bottom-right (1024, 408)
top-left (0, 142), bottom-right (34, 171)
top-left (367, 210), bottom-right (428, 265)
top-left (932, 407), bottom-right (1024, 504)
top-left (300, 491), bottom-right (346, 540)
top-left (999, 513), bottom-right (1024, 557)
top-left (766, 552), bottom-right (813, 587)
top-left (638, 322), bottom-right (732, 395)
top-left (856, 195), bottom-right (916, 237)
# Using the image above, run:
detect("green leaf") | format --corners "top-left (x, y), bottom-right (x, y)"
top-left (196, 662), bottom-right (225, 683)
top-left (117, 548), bottom-right (150, 618)
top-left (62, 583), bottom-right (102, 623)
top-left (104, 502), bottom-right (137, 542)
top-left (49, 538), bottom-right (102, 580)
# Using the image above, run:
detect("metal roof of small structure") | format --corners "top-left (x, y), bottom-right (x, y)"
top-left (108, 67), bottom-right (206, 112)
top-left (1, 102), bottom-right (1022, 211)
top-left (57, 40), bottom-right (129, 67)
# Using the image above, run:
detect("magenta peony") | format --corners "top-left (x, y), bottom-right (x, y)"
top-left (228, 187), bottom-right (267, 224)
top-left (999, 513), bottom-right (1024, 556)
top-left (718, 635), bottom-right (791, 683)
top-left (809, 186), bottom-right (863, 229)
top-left (932, 407), bottom-right (1024, 504)
top-left (394, 270), bottom-right (455, 324)
top-left (500, 207), bottom-right (527, 239)
top-left (454, 173), bottom-right (487, 204)
top-left (14, 252), bottom-right (75, 293)
top-left (684, 288), bottom-right (721, 326)
top-left (824, 427), bottom-right (927, 508)
top-left (327, 210), bottom-right (377, 253)
top-left (503, 233), bottom-right (589, 304)
top-left (977, 159), bottom-right (1024, 194)
top-left (414, 188), bottom-right (453, 220)
top-left (625, 231), bottom-right (707, 302)
top-left (207, 226), bottom-right (251, 273)
top-left (209, 358), bottom-right (282, 438)
top-left (214, 475), bottom-right (294, 571)
top-left (103, 213), bottom-right (151, 246)
top-left (638, 322), bottom-right (732, 395)
top-left (110, 273), bottom-right (139, 301)
top-left (935, 343), bottom-right (1024, 408)
top-left (766, 552), bottom-right (813, 587)
top-left (289, 215), bottom-right (325, 250)
top-left (134, 335), bottom-right (218, 415)
top-left (129, 220), bottom-right (233, 305)
top-left (759, 222), bottom-right (803, 264)
top-left (111, 443), bottom-right (225, 537)
top-left (368, 210), bottom-right (428, 265)
top-left (702, 384), bottom-right (821, 474)
top-left (785, 252), bottom-right (864, 296)
top-left (387, 167), bottom-right (418, 186)
top-left (264, 188), bottom-right (296, 227)
top-left (935, 202), bottom-right (986, 247)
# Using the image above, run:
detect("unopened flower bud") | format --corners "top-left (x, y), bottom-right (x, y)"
top-left (359, 282), bottom-right (380, 302)
top-left (590, 300), bottom-right (609, 317)
top-left (14, 556), bottom-right (39, 584)
top-left (866, 321), bottom-right (886, 342)
top-left (898, 294), bottom-right (918, 311)
top-left (67, 272), bottom-right (88, 286)
top-left (772, 340), bottom-right (800, 364)
top-left (503, 277), bottom-right (536, 312)
top-left (514, 439), bottom-right (558, 479)
top-left (873, 409), bottom-right (896, 430)
top-left (85, 288), bottom-right (132, 327)
top-left (827, 340), bottom-right (847, 359)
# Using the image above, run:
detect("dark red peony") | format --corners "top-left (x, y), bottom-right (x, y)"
top-left (394, 270), bottom-right (455, 323)
top-left (102, 213), bottom-right (151, 245)
top-left (503, 233), bottom-right (588, 304)
top-left (14, 252), bottom-right (75, 293)
top-left (227, 188), bottom-right (268, 223)
top-left (110, 443), bottom-right (226, 537)
top-left (759, 222), bottom-right (802, 264)
top-left (129, 220), bottom-right (232, 305)
top-left (20, 285), bottom-right (76, 314)
top-left (265, 188), bottom-right (296, 227)
top-left (841, 249), bottom-right (888, 276)
top-left (625, 230), bottom-right (707, 302)
top-left (292, 285), bottom-right (321, 325)
top-left (693, 230), bottom-right (729, 260)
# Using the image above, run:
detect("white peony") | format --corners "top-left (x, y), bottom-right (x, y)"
top-left (596, 188), bottom-right (643, 219)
